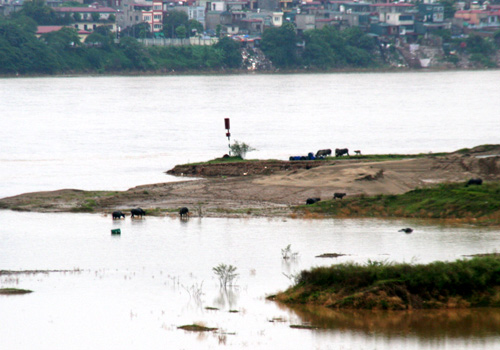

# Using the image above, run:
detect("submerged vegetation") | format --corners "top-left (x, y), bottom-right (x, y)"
top-left (273, 256), bottom-right (500, 309)
top-left (299, 182), bottom-right (500, 225)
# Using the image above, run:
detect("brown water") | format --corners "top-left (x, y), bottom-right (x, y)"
top-left (2, 71), bottom-right (500, 349)
top-left (1, 211), bottom-right (499, 349)
top-left (1, 71), bottom-right (500, 198)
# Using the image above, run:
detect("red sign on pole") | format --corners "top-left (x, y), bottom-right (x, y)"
top-left (224, 118), bottom-right (231, 156)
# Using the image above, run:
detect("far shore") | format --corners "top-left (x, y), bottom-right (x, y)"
top-left (1, 66), bottom-right (497, 79)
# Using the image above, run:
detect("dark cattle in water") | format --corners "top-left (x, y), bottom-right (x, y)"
top-left (333, 192), bottom-right (346, 200)
top-left (315, 149), bottom-right (332, 158)
top-left (131, 208), bottom-right (146, 218)
top-left (335, 148), bottom-right (349, 157)
top-left (399, 228), bottom-right (413, 234)
top-left (466, 178), bottom-right (483, 186)
top-left (179, 207), bottom-right (189, 218)
top-left (306, 198), bottom-right (321, 205)
top-left (112, 211), bottom-right (125, 219)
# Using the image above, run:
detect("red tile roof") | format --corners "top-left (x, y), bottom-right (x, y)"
top-left (36, 26), bottom-right (91, 35)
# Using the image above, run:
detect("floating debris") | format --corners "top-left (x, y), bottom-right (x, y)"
top-left (290, 324), bottom-right (320, 330)
top-left (178, 324), bottom-right (218, 332)
top-left (315, 253), bottom-right (346, 258)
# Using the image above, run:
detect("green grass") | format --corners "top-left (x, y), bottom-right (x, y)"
top-left (299, 182), bottom-right (500, 224)
top-left (183, 156), bottom-right (260, 165)
top-left (276, 256), bottom-right (500, 309)
top-left (0, 288), bottom-right (33, 295)
top-left (323, 152), bottom-right (449, 161)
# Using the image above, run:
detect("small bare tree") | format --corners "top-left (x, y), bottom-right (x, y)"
top-left (213, 263), bottom-right (238, 289)
top-left (281, 244), bottom-right (299, 260)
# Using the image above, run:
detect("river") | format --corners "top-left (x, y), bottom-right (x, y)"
top-left (1, 71), bottom-right (500, 349)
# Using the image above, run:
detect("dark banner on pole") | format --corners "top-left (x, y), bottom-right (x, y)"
top-left (224, 118), bottom-right (230, 130)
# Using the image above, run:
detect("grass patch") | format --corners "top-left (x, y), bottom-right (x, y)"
top-left (323, 152), bottom-right (448, 162)
top-left (183, 156), bottom-right (267, 166)
top-left (274, 256), bottom-right (500, 309)
top-left (0, 288), bottom-right (33, 295)
top-left (178, 324), bottom-right (218, 332)
top-left (296, 182), bottom-right (500, 224)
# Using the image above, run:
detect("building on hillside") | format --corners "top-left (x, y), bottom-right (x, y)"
top-left (295, 14), bottom-right (316, 32)
top-left (454, 9), bottom-right (500, 29)
top-left (36, 25), bottom-right (91, 41)
top-left (415, 3), bottom-right (451, 34)
top-left (117, 0), bottom-right (164, 35)
top-left (370, 2), bottom-right (416, 36)
top-left (54, 5), bottom-right (118, 32)
top-left (188, 6), bottom-right (206, 28)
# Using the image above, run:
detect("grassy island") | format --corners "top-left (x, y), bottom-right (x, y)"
top-left (299, 182), bottom-right (500, 225)
top-left (271, 256), bottom-right (500, 310)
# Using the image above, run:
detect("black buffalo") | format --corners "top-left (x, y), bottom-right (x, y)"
top-left (131, 208), bottom-right (146, 218)
top-left (466, 178), bottom-right (483, 186)
top-left (315, 149), bottom-right (332, 158)
top-left (306, 197), bottom-right (321, 205)
top-left (333, 192), bottom-right (346, 200)
top-left (335, 148), bottom-right (349, 157)
top-left (179, 207), bottom-right (189, 218)
top-left (399, 228), bottom-right (413, 234)
top-left (112, 211), bottom-right (125, 219)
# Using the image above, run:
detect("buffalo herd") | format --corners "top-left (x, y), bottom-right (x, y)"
top-left (306, 192), bottom-right (347, 205)
top-left (111, 207), bottom-right (191, 220)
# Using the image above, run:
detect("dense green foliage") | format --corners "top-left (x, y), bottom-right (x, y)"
top-left (261, 22), bottom-right (298, 68)
top-left (302, 27), bottom-right (377, 68)
top-left (261, 24), bottom-right (378, 69)
top-left (302, 182), bottom-right (500, 223)
top-left (286, 256), bottom-right (500, 308)
top-left (0, 17), bottom-right (240, 74)
top-left (162, 10), bottom-right (203, 38)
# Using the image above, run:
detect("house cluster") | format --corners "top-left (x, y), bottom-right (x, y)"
top-left (1, 0), bottom-right (499, 42)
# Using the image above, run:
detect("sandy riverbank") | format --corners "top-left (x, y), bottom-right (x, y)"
top-left (1, 145), bottom-right (499, 217)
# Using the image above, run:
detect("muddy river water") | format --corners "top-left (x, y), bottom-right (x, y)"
top-left (1, 211), bottom-right (499, 349)
top-left (1, 71), bottom-right (500, 348)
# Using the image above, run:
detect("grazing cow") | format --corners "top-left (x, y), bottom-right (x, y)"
top-left (335, 148), bottom-right (349, 157)
top-left (333, 192), bottom-right (346, 200)
top-left (131, 208), bottom-right (146, 218)
top-left (315, 149), bottom-right (332, 158)
top-left (306, 197), bottom-right (321, 205)
top-left (466, 178), bottom-right (483, 187)
top-left (179, 207), bottom-right (189, 218)
top-left (399, 228), bottom-right (413, 234)
top-left (112, 211), bottom-right (125, 219)
top-left (354, 150), bottom-right (361, 156)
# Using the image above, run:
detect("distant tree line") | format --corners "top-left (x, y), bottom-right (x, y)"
top-left (0, 15), bottom-right (241, 74)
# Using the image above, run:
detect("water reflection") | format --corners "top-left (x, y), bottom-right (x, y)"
top-left (285, 304), bottom-right (500, 339)
top-left (213, 286), bottom-right (240, 310)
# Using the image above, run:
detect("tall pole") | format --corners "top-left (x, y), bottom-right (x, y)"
top-left (224, 118), bottom-right (231, 156)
